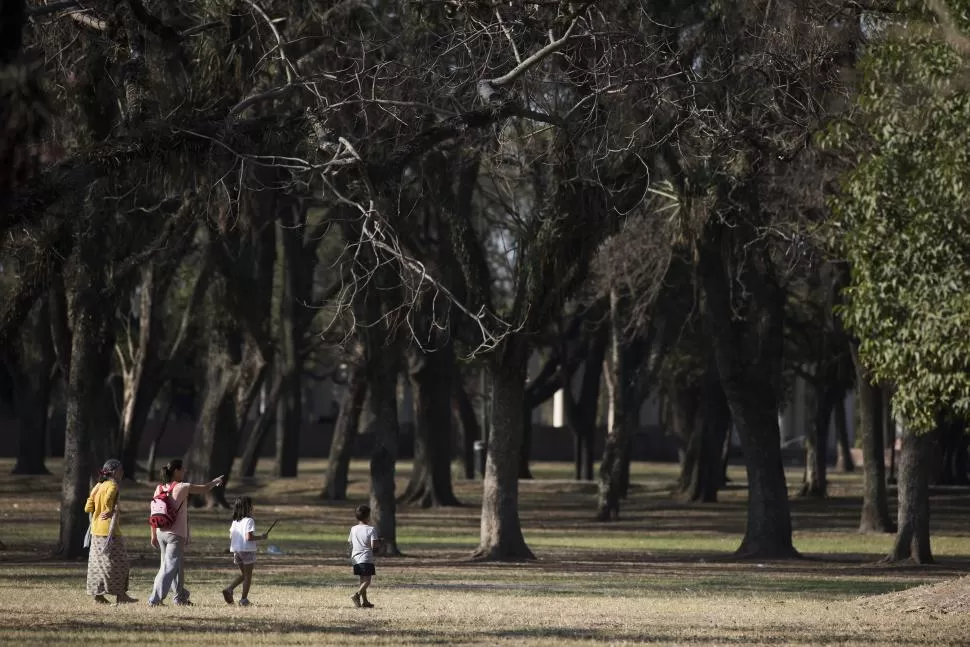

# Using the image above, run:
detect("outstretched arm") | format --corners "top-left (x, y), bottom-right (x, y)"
top-left (185, 475), bottom-right (225, 495)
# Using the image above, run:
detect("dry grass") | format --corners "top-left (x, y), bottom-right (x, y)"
top-left (1, 458), bottom-right (970, 645)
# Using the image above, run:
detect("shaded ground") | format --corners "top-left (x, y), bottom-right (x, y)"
top-left (0, 459), bottom-right (969, 645)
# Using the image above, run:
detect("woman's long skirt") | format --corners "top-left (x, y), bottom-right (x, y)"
top-left (86, 535), bottom-right (130, 596)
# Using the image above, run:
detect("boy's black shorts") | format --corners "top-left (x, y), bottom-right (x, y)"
top-left (353, 562), bottom-right (376, 577)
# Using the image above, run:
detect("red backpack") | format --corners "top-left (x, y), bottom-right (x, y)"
top-left (149, 483), bottom-right (183, 530)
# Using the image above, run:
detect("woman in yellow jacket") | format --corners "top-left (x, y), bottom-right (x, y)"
top-left (84, 459), bottom-right (137, 605)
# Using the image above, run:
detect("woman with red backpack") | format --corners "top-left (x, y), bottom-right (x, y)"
top-left (147, 459), bottom-right (224, 607)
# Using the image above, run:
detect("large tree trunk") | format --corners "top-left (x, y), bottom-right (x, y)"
top-left (700, 223), bottom-right (797, 559)
top-left (273, 211), bottom-right (307, 478)
top-left (273, 360), bottom-right (302, 478)
top-left (800, 383), bottom-right (835, 498)
top-left (885, 429), bottom-right (935, 564)
top-left (833, 393), bottom-right (855, 473)
top-left (364, 341), bottom-right (402, 556)
top-left (10, 300), bottom-right (54, 475)
top-left (400, 341), bottom-right (460, 507)
top-left (453, 378), bottom-right (480, 480)
top-left (854, 351), bottom-right (895, 533)
top-left (321, 360), bottom-right (366, 500)
top-left (680, 360), bottom-right (731, 503)
top-left (474, 341), bottom-right (535, 560)
top-left (56, 270), bottom-right (115, 558)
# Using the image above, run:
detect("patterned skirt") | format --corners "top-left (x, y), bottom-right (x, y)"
top-left (86, 535), bottom-right (130, 596)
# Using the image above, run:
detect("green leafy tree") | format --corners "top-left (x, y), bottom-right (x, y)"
top-left (826, 0), bottom-right (970, 562)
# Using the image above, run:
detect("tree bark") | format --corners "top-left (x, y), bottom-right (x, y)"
top-left (184, 341), bottom-right (238, 508)
top-left (885, 429), bottom-right (935, 564)
top-left (854, 351), bottom-right (895, 533)
top-left (474, 341), bottom-right (535, 560)
top-left (833, 393), bottom-right (855, 473)
top-left (146, 396), bottom-right (172, 481)
top-left (800, 383), bottom-right (834, 498)
top-left (454, 378), bottom-right (480, 480)
top-left (321, 360), bottom-right (366, 500)
top-left (239, 366), bottom-right (285, 478)
top-left (10, 300), bottom-right (54, 475)
top-left (680, 360), bottom-right (731, 503)
top-left (699, 222), bottom-right (797, 559)
top-left (364, 338), bottom-right (402, 556)
top-left (562, 328), bottom-right (606, 481)
top-left (118, 276), bottom-right (167, 477)
top-left (400, 341), bottom-right (460, 507)
top-left (597, 289), bottom-right (626, 520)
top-left (273, 211), bottom-right (306, 478)
top-left (56, 267), bottom-right (115, 558)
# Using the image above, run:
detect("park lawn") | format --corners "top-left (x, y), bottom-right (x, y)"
top-left (1, 459), bottom-right (970, 645)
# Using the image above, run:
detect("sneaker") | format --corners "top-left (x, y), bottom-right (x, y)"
top-left (148, 601), bottom-right (163, 608)
top-left (361, 600), bottom-right (375, 608)
top-left (238, 598), bottom-right (250, 607)
top-left (175, 599), bottom-right (194, 607)
top-left (222, 589), bottom-right (234, 605)
top-left (93, 595), bottom-right (110, 605)
top-left (115, 595), bottom-right (138, 605)
top-left (351, 593), bottom-right (362, 608)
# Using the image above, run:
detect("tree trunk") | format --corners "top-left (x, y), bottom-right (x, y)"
top-left (800, 383), bottom-right (834, 498)
top-left (184, 344), bottom-right (238, 508)
top-left (10, 300), bottom-right (54, 475)
top-left (401, 342), bottom-right (460, 507)
top-left (563, 328), bottom-right (606, 482)
top-left (597, 290), bottom-right (626, 520)
top-left (680, 360), bottom-right (731, 503)
top-left (854, 353), bottom-right (895, 533)
top-left (885, 429), bottom-right (935, 564)
top-left (56, 273), bottom-right (115, 558)
top-left (454, 378), bottom-right (480, 480)
top-left (699, 223), bottom-right (796, 559)
top-left (118, 265), bottom-right (163, 479)
top-left (146, 397), bottom-right (172, 481)
top-left (364, 342), bottom-right (402, 556)
top-left (239, 367), bottom-right (285, 478)
top-left (321, 361), bottom-right (366, 500)
top-left (833, 393), bottom-right (855, 473)
top-left (474, 342), bottom-right (535, 560)
top-left (885, 389), bottom-right (898, 485)
top-left (273, 212), bottom-right (305, 478)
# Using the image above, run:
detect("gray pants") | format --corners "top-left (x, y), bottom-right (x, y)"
top-left (149, 531), bottom-right (190, 604)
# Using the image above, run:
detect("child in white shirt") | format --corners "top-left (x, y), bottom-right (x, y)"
top-left (222, 496), bottom-right (266, 607)
top-left (348, 504), bottom-right (381, 608)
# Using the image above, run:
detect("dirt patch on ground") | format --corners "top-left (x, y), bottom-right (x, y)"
top-left (860, 574), bottom-right (970, 615)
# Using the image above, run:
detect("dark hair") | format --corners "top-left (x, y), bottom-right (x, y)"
top-left (232, 496), bottom-right (253, 522)
top-left (355, 504), bottom-right (371, 522)
top-left (161, 459), bottom-right (183, 484)
top-left (99, 459), bottom-right (122, 483)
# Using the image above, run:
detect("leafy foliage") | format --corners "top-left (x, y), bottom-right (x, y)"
top-left (826, 0), bottom-right (970, 430)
